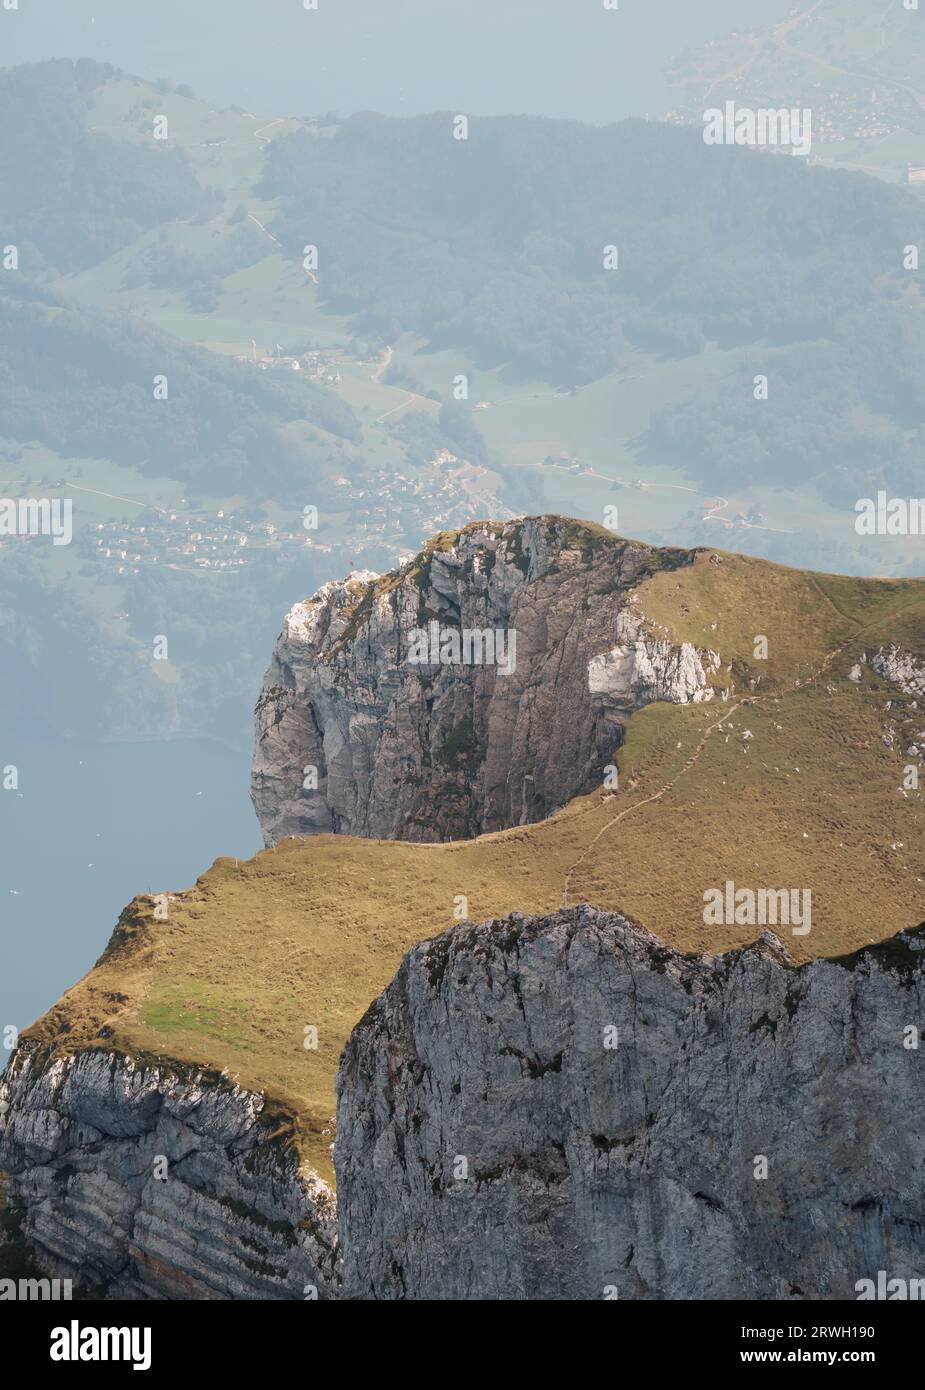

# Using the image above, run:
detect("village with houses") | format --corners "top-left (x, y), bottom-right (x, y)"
top-left (77, 509), bottom-right (328, 578)
top-left (45, 444), bottom-right (511, 580)
top-left (231, 344), bottom-right (345, 384)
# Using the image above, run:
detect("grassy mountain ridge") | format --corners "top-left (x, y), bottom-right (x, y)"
top-left (16, 520), bottom-right (925, 1180)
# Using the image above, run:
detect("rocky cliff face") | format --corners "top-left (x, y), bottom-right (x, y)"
top-left (0, 1047), bottom-right (337, 1300)
top-left (252, 518), bottom-right (718, 845)
top-left (336, 906), bottom-right (925, 1300)
top-left (6, 908), bottom-right (925, 1301)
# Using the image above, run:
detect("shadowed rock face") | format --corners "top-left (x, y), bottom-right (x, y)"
top-left (252, 518), bottom-right (713, 845)
top-left (0, 1050), bottom-right (338, 1300)
top-left (336, 906), bottom-right (925, 1301)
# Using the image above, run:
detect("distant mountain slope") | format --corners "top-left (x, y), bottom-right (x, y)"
top-left (259, 111), bottom-right (925, 504)
top-left (0, 60), bottom-right (362, 495)
top-left (669, 0), bottom-right (925, 175)
top-left (5, 61), bottom-right (923, 548)
top-left (673, 0), bottom-right (925, 113)
top-left (260, 111), bottom-right (923, 379)
top-left (0, 284), bottom-right (360, 494)
top-left (0, 59), bottom-right (213, 273)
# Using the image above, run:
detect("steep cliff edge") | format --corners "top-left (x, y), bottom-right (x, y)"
top-left (337, 906), bottom-right (925, 1300)
top-left (251, 518), bottom-right (720, 845)
top-left (0, 1047), bottom-right (337, 1300)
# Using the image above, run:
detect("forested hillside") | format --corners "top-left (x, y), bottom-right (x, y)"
top-left (261, 113), bottom-right (922, 368)
top-left (0, 283), bottom-right (360, 494)
top-left (0, 61), bottom-right (361, 496)
top-left (260, 112), bottom-right (925, 504)
top-left (0, 59), bottom-right (212, 272)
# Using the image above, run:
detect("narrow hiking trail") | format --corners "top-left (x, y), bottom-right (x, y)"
top-left (560, 595), bottom-right (900, 907)
top-left (561, 694), bottom-right (753, 907)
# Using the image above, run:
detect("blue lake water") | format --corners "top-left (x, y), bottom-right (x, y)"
top-left (0, 737), bottom-right (261, 1043)
top-left (5, 0), bottom-right (797, 126)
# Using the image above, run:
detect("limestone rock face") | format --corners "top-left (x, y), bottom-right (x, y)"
top-left (251, 519), bottom-right (712, 844)
top-left (587, 610), bottom-right (720, 704)
top-left (0, 1048), bottom-right (338, 1300)
top-left (869, 645), bottom-right (925, 701)
top-left (336, 906), bottom-right (925, 1301)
